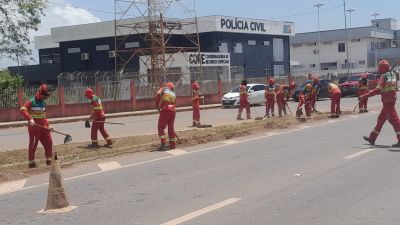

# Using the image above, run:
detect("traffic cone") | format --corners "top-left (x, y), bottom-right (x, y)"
top-left (38, 152), bottom-right (76, 214)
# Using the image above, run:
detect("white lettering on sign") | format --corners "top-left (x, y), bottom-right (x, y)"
top-left (188, 53), bottom-right (230, 67)
top-left (220, 18), bottom-right (266, 33)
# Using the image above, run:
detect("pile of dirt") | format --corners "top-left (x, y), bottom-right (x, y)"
top-left (0, 111), bottom-right (346, 182)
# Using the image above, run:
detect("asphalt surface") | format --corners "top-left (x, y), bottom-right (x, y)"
top-left (1, 98), bottom-right (400, 224)
top-left (0, 96), bottom-right (380, 151)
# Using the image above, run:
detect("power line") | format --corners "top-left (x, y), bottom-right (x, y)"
top-left (267, 3), bottom-right (344, 20)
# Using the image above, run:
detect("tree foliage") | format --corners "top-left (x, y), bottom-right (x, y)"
top-left (0, 70), bottom-right (23, 89)
top-left (0, 0), bottom-right (45, 61)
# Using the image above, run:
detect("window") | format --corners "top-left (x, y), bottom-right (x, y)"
top-left (338, 43), bottom-right (346, 52)
top-left (67, 47), bottom-right (80, 53)
top-left (125, 42), bottom-right (139, 48)
top-left (273, 65), bottom-right (284, 76)
top-left (273, 38), bottom-right (284, 61)
top-left (233, 43), bottom-right (243, 53)
top-left (96, 45), bottom-right (110, 51)
top-left (248, 40), bottom-right (256, 46)
top-left (252, 85), bottom-right (265, 92)
top-left (263, 41), bottom-right (270, 46)
top-left (218, 42), bottom-right (228, 53)
top-left (306, 42), bottom-right (317, 46)
top-left (309, 64), bottom-right (316, 68)
top-left (358, 60), bottom-right (366, 65)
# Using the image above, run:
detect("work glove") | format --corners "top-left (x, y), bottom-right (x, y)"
top-left (28, 119), bottom-right (35, 126)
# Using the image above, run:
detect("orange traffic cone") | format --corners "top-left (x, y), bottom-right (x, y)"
top-left (38, 152), bottom-right (76, 214)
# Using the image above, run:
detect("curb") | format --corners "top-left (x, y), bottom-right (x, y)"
top-left (0, 104), bottom-right (223, 129)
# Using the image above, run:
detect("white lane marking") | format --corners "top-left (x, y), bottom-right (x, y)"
top-left (1, 114), bottom-right (371, 195)
top-left (0, 179), bottom-right (27, 195)
top-left (160, 198), bottom-right (241, 225)
top-left (221, 140), bottom-right (239, 145)
top-left (97, 161), bottom-right (122, 171)
top-left (344, 148), bottom-right (376, 159)
top-left (167, 149), bottom-right (188, 156)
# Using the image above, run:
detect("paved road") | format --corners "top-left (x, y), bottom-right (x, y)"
top-left (1, 106), bottom-right (400, 224)
top-left (0, 96), bottom-right (379, 151)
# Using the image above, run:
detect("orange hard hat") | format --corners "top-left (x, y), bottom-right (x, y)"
top-left (192, 82), bottom-right (199, 90)
top-left (39, 84), bottom-right (50, 97)
top-left (167, 82), bottom-right (175, 89)
top-left (378, 60), bottom-right (391, 74)
top-left (85, 88), bottom-right (94, 98)
top-left (268, 78), bottom-right (275, 85)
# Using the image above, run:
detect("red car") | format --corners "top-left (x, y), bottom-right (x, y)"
top-left (339, 73), bottom-right (379, 97)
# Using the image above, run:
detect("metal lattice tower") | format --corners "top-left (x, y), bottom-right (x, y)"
top-left (114, 0), bottom-right (202, 86)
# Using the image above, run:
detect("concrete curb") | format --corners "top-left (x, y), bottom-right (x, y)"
top-left (0, 104), bottom-right (223, 129)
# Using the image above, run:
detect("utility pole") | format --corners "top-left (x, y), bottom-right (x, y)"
top-left (371, 12), bottom-right (380, 71)
top-left (314, 2), bottom-right (324, 76)
top-left (346, 8), bottom-right (355, 75)
top-left (343, 0), bottom-right (350, 76)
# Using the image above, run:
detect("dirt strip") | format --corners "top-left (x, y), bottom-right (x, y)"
top-left (0, 111), bottom-right (354, 183)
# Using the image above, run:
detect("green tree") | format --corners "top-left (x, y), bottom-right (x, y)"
top-left (0, 0), bottom-right (46, 61)
top-left (0, 70), bottom-right (23, 89)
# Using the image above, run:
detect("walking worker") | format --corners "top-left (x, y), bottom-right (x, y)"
top-left (20, 84), bottom-right (53, 168)
top-left (357, 75), bottom-right (369, 113)
top-left (85, 88), bottom-right (113, 148)
top-left (360, 60), bottom-right (400, 147)
top-left (328, 82), bottom-right (342, 118)
top-left (296, 84), bottom-right (313, 119)
top-left (276, 84), bottom-right (289, 117)
top-left (237, 80), bottom-right (251, 120)
top-left (265, 78), bottom-right (276, 117)
top-left (191, 82), bottom-right (204, 127)
top-left (156, 82), bottom-right (177, 150)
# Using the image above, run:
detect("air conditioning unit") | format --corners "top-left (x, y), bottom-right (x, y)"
top-left (391, 40), bottom-right (397, 48)
top-left (46, 59), bottom-right (53, 64)
top-left (81, 53), bottom-right (90, 61)
top-left (313, 49), bottom-right (319, 54)
top-left (108, 50), bottom-right (116, 58)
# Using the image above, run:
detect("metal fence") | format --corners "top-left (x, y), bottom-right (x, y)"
top-left (0, 89), bottom-right (18, 109)
top-left (64, 85), bottom-right (94, 104)
top-left (99, 81), bottom-right (131, 101)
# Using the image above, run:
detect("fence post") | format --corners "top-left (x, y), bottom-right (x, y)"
top-left (217, 79), bottom-right (223, 98)
top-left (58, 86), bottom-right (66, 117)
top-left (130, 80), bottom-right (137, 110)
top-left (96, 84), bottom-right (102, 98)
top-left (17, 87), bottom-right (24, 107)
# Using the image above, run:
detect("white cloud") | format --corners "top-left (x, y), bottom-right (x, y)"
top-left (0, 0), bottom-right (101, 69)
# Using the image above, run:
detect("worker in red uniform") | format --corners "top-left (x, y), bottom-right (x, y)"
top-left (191, 82), bottom-right (204, 126)
top-left (265, 78), bottom-right (276, 118)
top-left (85, 88), bottom-right (112, 148)
top-left (237, 80), bottom-right (251, 120)
top-left (276, 84), bottom-right (289, 117)
top-left (311, 78), bottom-right (320, 112)
top-left (360, 60), bottom-right (400, 147)
top-left (20, 84), bottom-right (53, 168)
top-left (328, 82), bottom-right (342, 118)
top-left (296, 84), bottom-right (313, 119)
top-left (156, 82), bottom-right (177, 150)
top-left (357, 75), bottom-right (369, 113)
top-left (289, 81), bottom-right (296, 101)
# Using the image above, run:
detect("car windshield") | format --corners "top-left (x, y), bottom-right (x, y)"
top-left (231, 86), bottom-right (250, 93)
top-left (348, 75), bottom-right (361, 81)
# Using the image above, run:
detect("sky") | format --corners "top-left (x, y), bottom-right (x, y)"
top-left (1, 0), bottom-right (399, 68)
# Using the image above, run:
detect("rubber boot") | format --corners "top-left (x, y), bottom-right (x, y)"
top-left (88, 142), bottom-right (100, 149)
top-left (28, 161), bottom-right (37, 169)
top-left (45, 158), bottom-right (52, 166)
top-left (237, 115), bottom-right (244, 120)
top-left (392, 142), bottom-right (400, 148)
top-left (158, 142), bottom-right (167, 151)
top-left (104, 138), bottom-right (113, 148)
top-left (169, 141), bottom-right (176, 150)
top-left (363, 136), bottom-right (375, 145)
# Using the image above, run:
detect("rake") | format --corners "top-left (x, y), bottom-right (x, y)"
top-left (34, 124), bottom-right (72, 144)
top-left (197, 97), bottom-right (212, 128)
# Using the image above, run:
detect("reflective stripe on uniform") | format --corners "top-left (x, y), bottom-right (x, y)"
top-left (372, 129), bottom-right (380, 134)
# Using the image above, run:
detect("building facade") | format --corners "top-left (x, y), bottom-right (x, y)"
top-left (290, 18), bottom-right (400, 76)
top-left (9, 16), bottom-right (295, 86)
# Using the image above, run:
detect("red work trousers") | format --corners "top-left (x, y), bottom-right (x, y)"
top-left (311, 93), bottom-right (317, 110)
top-left (265, 96), bottom-right (275, 116)
top-left (193, 107), bottom-right (200, 123)
top-left (158, 110), bottom-right (176, 148)
top-left (369, 102), bottom-right (400, 142)
top-left (298, 102), bottom-right (312, 117)
top-left (358, 98), bottom-right (368, 110)
top-left (28, 125), bottom-right (52, 161)
top-left (238, 101), bottom-right (250, 118)
top-left (330, 92), bottom-right (341, 115)
top-left (91, 117), bottom-right (110, 143)
top-left (276, 96), bottom-right (287, 117)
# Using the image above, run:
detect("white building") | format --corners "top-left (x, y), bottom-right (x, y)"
top-left (290, 18), bottom-right (400, 76)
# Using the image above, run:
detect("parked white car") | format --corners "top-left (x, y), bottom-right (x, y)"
top-left (221, 83), bottom-right (266, 107)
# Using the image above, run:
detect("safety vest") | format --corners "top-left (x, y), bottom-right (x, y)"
top-left (91, 95), bottom-right (104, 112)
top-left (28, 98), bottom-right (46, 119)
top-left (266, 85), bottom-right (276, 95)
top-left (161, 87), bottom-right (176, 104)
top-left (377, 72), bottom-right (397, 93)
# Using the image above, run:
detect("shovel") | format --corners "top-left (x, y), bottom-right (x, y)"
top-left (248, 96), bottom-right (263, 120)
top-left (353, 102), bottom-right (359, 112)
top-left (285, 102), bottom-right (293, 116)
top-left (197, 97), bottom-right (213, 128)
top-left (34, 124), bottom-right (72, 144)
